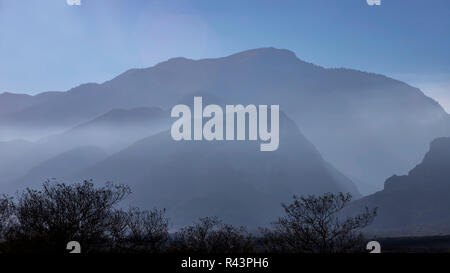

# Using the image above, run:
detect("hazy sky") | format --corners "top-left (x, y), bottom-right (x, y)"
top-left (0, 0), bottom-right (449, 110)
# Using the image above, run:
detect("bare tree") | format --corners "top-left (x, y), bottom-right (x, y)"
top-left (111, 207), bottom-right (169, 253)
top-left (1, 183), bottom-right (375, 253)
top-left (261, 192), bottom-right (377, 253)
top-left (172, 217), bottom-right (254, 253)
top-left (3, 180), bottom-right (131, 253)
top-left (0, 195), bottom-right (13, 243)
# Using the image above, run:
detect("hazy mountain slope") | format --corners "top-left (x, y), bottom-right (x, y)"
top-left (0, 107), bottom-right (169, 192)
top-left (0, 93), bottom-right (35, 116)
top-left (39, 106), bottom-right (169, 152)
top-left (14, 146), bottom-right (109, 190)
top-left (73, 107), bottom-right (166, 128)
top-left (347, 137), bottom-right (450, 235)
top-left (0, 91), bottom-right (61, 116)
top-left (0, 91), bottom-right (63, 140)
top-left (72, 113), bottom-right (360, 227)
top-left (0, 139), bottom-right (36, 189)
top-left (1, 47), bottom-right (448, 193)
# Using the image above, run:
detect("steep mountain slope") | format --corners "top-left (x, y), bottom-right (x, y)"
top-left (72, 113), bottom-right (360, 227)
top-left (1, 48), bottom-right (448, 192)
top-left (347, 137), bottom-right (450, 235)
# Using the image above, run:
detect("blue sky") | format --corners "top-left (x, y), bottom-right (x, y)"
top-left (1, 0), bottom-right (449, 109)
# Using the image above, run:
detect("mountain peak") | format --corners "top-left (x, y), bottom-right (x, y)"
top-left (226, 47), bottom-right (297, 60)
top-left (0, 92), bottom-right (31, 97)
top-left (158, 56), bottom-right (194, 66)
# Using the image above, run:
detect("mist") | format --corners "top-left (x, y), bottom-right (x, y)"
top-left (0, 48), bottom-right (449, 231)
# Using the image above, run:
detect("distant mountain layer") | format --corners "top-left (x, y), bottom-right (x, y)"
top-left (0, 139), bottom-right (36, 187)
top-left (0, 91), bottom-right (61, 116)
top-left (71, 113), bottom-right (360, 227)
top-left (40, 106), bottom-right (169, 151)
top-left (71, 107), bottom-right (166, 129)
top-left (347, 137), bottom-right (450, 236)
top-left (1, 47), bottom-right (447, 193)
top-left (0, 107), bottom-right (169, 193)
top-left (14, 146), bottom-right (109, 189)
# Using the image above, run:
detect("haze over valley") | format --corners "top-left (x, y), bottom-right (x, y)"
top-left (1, 48), bottom-right (449, 231)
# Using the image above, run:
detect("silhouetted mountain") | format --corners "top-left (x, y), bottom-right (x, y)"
top-left (72, 113), bottom-right (360, 227)
top-left (0, 91), bottom-right (63, 140)
top-left (0, 48), bottom-right (447, 193)
top-left (347, 137), bottom-right (450, 235)
top-left (0, 107), bottom-right (169, 193)
top-left (0, 91), bottom-right (61, 116)
top-left (73, 107), bottom-right (165, 128)
top-left (14, 146), bottom-right (109, 189)
top-left (0, 92), bottom-right (35, 116)
top-left (40, 106), bottom-right (169, 151)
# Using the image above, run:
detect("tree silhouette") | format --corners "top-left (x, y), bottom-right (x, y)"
top-left (171, 216), bottom-right (254, 253)
top-left (0, 181), bottom-right (376, 253)
top-left (2, 180), bottom-right (130, 253)
top-left (110, 207), bottom-right (169, 253)
top-left (261, 192), bottom-right (377, 253)
top-left (0, 195), bottom-right (13, 243)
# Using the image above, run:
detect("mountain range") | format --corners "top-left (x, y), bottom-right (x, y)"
top-left (0, 47), bottom-right (449, 229)
top-left (1, 48), bottom-right (447, 194)
top-left (0, 107), bottom-right (168, 192)
top-left (6, 105), bottom-right (359, 227)
top-left (70, 113), bottom-right (359, 227)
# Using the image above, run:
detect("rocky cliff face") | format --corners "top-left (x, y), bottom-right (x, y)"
top-left (347, 137), bottom-right (450, 235)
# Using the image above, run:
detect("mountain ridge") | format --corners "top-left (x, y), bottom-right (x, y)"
top-left (347, 137), bottom-right (450, 235)
top-left (70, 111), bottom-right (360, 227)
top-left (0, 47), bottom-right (448, 193)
